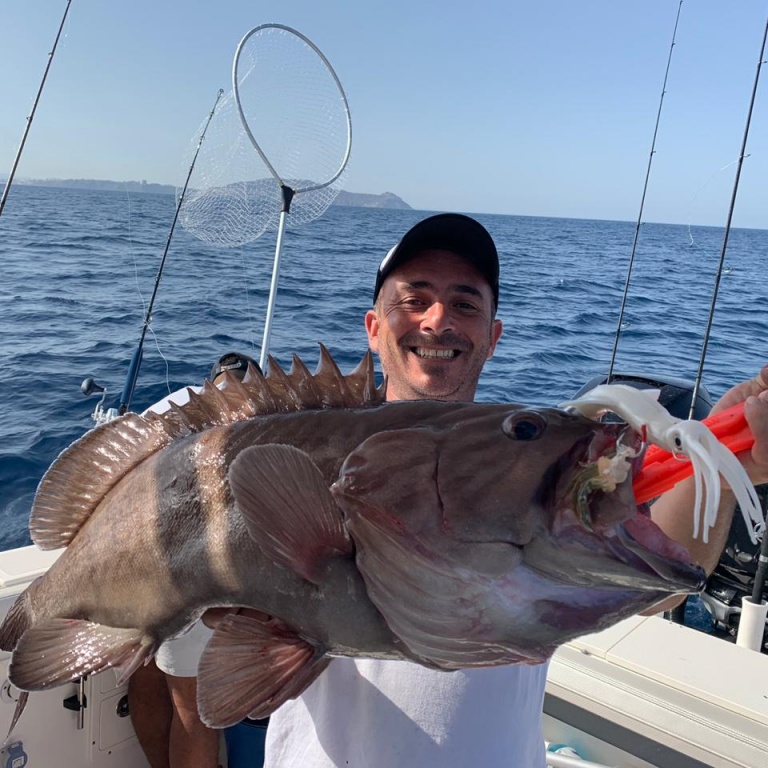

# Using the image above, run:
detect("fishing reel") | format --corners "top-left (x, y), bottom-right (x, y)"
top-left (80, 377), bottom-right (120, 425)
top-left (572, 372), bottom-right (714, 422)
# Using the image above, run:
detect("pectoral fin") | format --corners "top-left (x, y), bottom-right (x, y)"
top-left (229, 444), bottom-right (352, 583)
top-left (196, 611), bottom-right (330, 728)
top-left (9, 619), bottom-right (151, 690)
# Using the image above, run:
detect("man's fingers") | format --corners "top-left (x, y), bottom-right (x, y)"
top-left (742, 394), bottom-right (768, 482)
top-left (712, 363), bottom-right (768, 414)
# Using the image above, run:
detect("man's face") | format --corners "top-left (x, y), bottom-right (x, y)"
top-left (365, 250), bottom-right (503, 402)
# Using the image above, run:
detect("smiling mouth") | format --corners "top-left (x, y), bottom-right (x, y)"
top-left (412, 348), bottom-right (458, 359)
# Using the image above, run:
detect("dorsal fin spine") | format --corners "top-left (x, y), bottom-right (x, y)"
top-left (266, 356), bottom-right (304, 410)
top-left (317, 345), bottom-right (353, 406)
top-left (29, 349), bottom-right (386, 550)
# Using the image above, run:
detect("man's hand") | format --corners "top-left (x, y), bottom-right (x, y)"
top-left (711, 363), bottom-right (768, 484)
top-left (645, 364), bottom-right (768, 610)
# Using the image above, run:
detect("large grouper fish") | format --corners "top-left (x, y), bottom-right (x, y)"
top-left (0, 347), bottom-right (706, 727)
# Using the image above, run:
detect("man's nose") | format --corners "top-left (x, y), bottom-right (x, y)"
top-left (421, 302), bottom-right (454, 334)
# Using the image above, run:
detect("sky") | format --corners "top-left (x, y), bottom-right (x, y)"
top-left (1, 1), bottom-right (766, 228)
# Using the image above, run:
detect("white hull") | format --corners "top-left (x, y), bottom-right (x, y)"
top-left (544, 614), bottom-right (768, 767)
top-left (0, 546), bottom-right (150, 766)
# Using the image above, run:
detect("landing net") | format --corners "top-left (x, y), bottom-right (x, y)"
top-left (177, 23), bottom-right (352, 247)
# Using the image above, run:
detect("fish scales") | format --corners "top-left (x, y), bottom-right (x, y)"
top-left (0, 348), bottom-right (706, 728)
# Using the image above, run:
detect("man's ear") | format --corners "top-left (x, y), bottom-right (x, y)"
top-left (487, 319), bottom-right (503, 360)
top-left (365, 309), bottom-right (380, 353)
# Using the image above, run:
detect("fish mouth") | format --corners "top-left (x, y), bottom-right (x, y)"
top-left (537, 422), bottom-right (707, 594)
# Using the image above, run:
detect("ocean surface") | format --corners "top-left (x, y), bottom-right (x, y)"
top-left (2, 185), bottom-right (767, 556)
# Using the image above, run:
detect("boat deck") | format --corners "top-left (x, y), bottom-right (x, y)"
top-left (546, 614), bottom-right (768, 767)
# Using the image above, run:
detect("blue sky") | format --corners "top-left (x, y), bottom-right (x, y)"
top-left (1, 1), bottom-right (766, 228)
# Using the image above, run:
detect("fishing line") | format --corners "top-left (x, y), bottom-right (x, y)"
top-left (117, 89), bottom-right (225, 414)
top-left (683, 157), bottom-right (741, 249)
top-left (148, 325), bottom-right (173, 397)
top-left (606, 0), bottom-right (684, 383)
top-left (178, 24), bottom-right (352, 371)
top-left (0, 0), bottom-right (74, 218)
top-left (117, 184), bottom-right (150, 330)
top-left (688, 12), bottom-right (768, 417)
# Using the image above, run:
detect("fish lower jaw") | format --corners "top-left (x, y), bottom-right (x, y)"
top-left (620, 515), bottom-right (692, 566)
top-left (609, 522), bottom-right (707, 592)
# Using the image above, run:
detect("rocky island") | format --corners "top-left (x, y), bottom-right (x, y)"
top-left (333, 190), bottom-right (411, 209)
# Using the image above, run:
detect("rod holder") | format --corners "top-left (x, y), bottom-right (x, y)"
top-left (735, 596), bottom-right (768, 652)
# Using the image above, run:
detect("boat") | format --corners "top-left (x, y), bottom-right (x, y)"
top-left (544, 612), bottom-right (768, 768)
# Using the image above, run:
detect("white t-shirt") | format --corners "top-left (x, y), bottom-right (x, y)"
top-left (264, 658), bottom-right (548, 768)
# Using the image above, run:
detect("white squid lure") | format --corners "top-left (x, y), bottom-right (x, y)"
top-left (561, 384), bottom-right (763, 544)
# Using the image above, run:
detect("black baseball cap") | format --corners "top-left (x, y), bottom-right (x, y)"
top-left (372, 213), bottom-right (499, 308)
top-left (210, 352), bottom-right (260, 380)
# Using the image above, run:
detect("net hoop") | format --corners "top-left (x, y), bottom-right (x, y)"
top-left (232, 23), bottom-right (352, 194)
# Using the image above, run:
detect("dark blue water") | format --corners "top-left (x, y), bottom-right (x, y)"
top-left (1, 185), bottom-right (767, 552)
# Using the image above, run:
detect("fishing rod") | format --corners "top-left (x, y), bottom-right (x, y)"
top-left (0, 0), bottom-right (74, 218)
top-left (688, 15), bottom-right (768, 418)
top-left (688, 13), bottom-right (768, 652)
top-left (116, 88), bottom-right (225, 415)
top-left (602, 6), bottom-right (768, 643)
top-left (606, 0), bottom-right (683, 383)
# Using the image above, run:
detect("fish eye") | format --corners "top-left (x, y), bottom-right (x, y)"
top-left (502, 411), bottom-right (547, 441)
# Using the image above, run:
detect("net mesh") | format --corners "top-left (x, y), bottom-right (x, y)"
top-left (178, 25), bottom-right (351, 248)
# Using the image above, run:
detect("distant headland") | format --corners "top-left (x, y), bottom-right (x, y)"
top-left (7, 177), bottom-right (412, 210)
top-left (333, 190), bottom-right (411, 209)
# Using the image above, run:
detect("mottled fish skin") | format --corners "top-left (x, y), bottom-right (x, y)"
top-left (0, 349), bottom-right (706, 728)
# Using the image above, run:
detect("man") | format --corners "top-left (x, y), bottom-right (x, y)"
top-left (263, 212), bottom-right (768, 767)
top-left (130, 352), bottom-right (260, 768)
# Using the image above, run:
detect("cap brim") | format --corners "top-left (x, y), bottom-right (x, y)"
top-left (373, 213), bottom-right (499, 306)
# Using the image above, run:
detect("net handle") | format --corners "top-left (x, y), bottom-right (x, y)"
top-left (232, 23), bottom-right (353, 194)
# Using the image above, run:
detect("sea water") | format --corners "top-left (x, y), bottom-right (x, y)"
top-left (1, 184), bottom-right (767, 552)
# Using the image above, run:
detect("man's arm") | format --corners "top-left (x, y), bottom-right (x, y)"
top-left (645, 365), bottom-right (768, 614)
